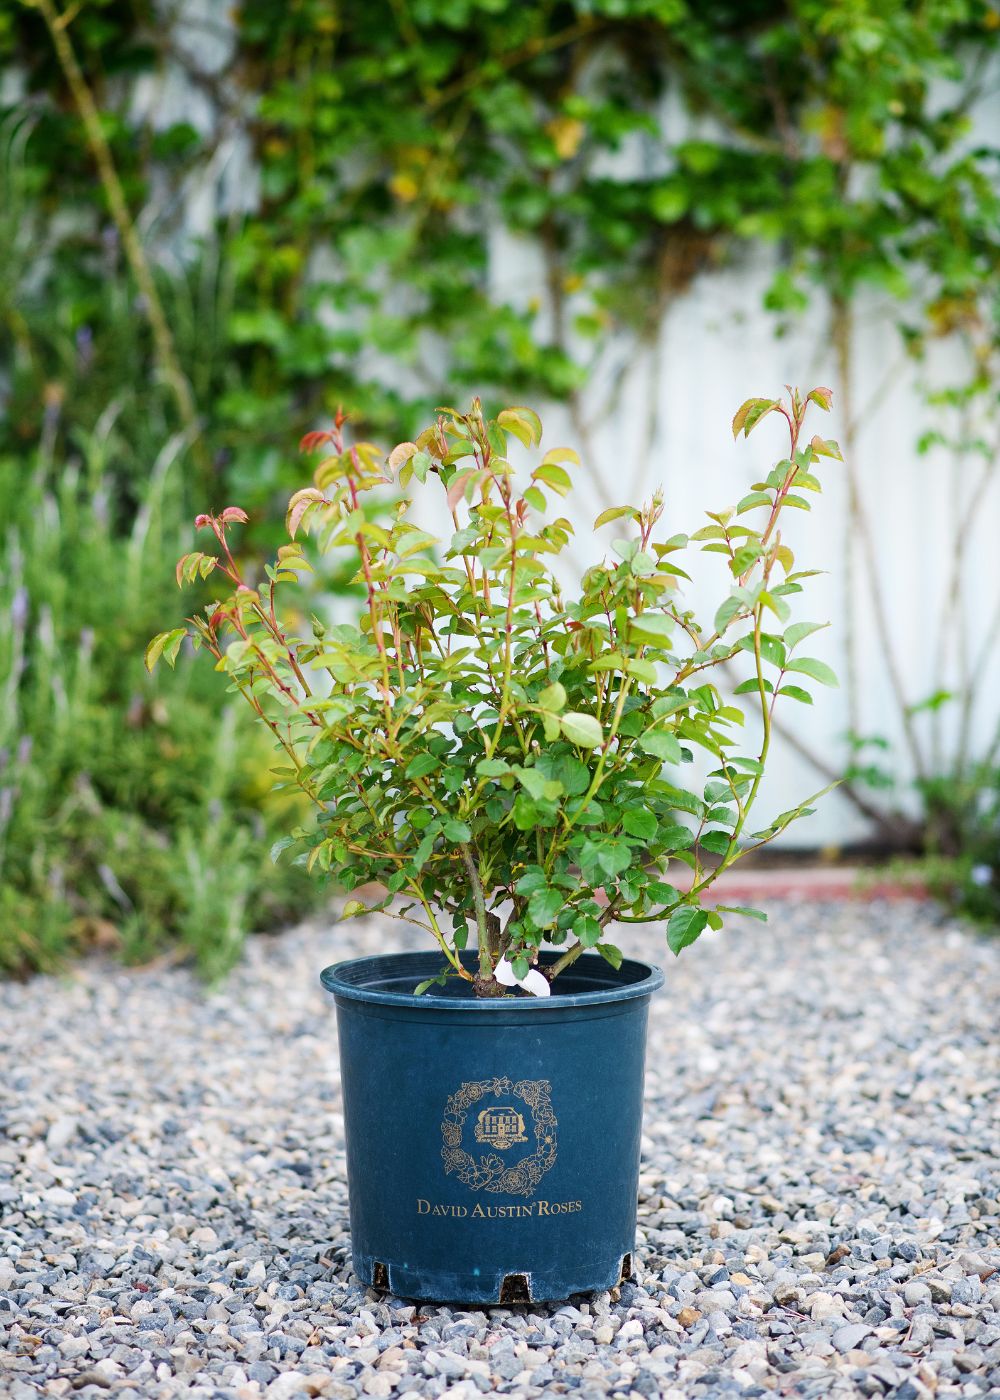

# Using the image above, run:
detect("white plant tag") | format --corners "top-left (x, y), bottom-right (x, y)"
top-left (494, 957), bottom-right (551, 997)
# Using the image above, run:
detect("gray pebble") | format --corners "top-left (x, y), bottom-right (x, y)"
top-left (0, 900), bottom-right (995, 1398)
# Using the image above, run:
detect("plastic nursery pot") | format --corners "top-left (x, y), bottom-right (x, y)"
top-left (320, 949), bottom-right (663, 1305)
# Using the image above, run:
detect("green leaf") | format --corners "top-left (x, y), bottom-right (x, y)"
top-left (538, 681), bottom-right (567, 712)
top-left (515, 868), bottom-right (548, 896)
top-left (442, 819), bottom-right (472, 842)
top-left (785, 656), bottom-right (838, 687)
top-left (629, 612), bottom-right (672, 642)
top-left (731, 398), bottom-right (779, 439)
top-left (574, 914), bottom-right (602, 947)
top-left (405, 752), bottom-right (442, 779)
top-left (714, 596), bottom-right (742, 634)
top-left (477, 758), bottom-right (513, 778)
top-left (597, 943), bottom-right (623, 970)
top-left (623, 809), bottom-right (657, 840)
top-left (523, 485), bottom-right (546, 512)
top-left (612, 537), bottom-right (638, 562)
top-left (498, 406), bottom-right (543, 447)
top-left (638, 730), bottom-right (683, 764)
top-left (666, 906), bottom-right (709, 955)
top-left (784, 621), bottom-right (827, 650)
top-left (528, 887), bottom-right (563, 927)
top-left (659, 822), bottom-right (694, 850)
top-left (699, 830), bottom-right (732, 855)
top-left (541, 446), bottom-right (579, 467)
top-left (594, 505), bottom-right (636, 528)
top-left (716, 905), bottom-right (768, 921)
top-left (341, 900), bottom-right (368, 920)
top-left (807, 386), bottom-right (833, 411)
top-left (777, 684), bottom-right (813, 704)
top-left (145, 628), bottom-right (187, 672)
top-left (561, 712), bottom-right (603, 748)
top-left (535, 462), bottom-right (571, 495)
top-left (626, 659), bottom-right (658, 684)
top-left (413, 974), bottom-right (447, 995)
top-left (514, 767), bottom-right (563, 802)
top-left (737, 491), bottom-right (771, 514)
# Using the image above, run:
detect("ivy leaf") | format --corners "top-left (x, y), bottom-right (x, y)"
top-left (666, 905), bottom-right (709, 955)
top-left (561, 712), bottom-right (603, 748)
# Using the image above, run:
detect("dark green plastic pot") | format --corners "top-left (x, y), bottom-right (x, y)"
top-left (320, 949), bottom-right (663, 1304)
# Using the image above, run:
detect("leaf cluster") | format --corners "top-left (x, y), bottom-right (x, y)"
top-left (151, 388), bottom-right (840, 989)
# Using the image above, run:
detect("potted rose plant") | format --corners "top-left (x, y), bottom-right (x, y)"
top-left (148, 386), bottom-right (839, 1303)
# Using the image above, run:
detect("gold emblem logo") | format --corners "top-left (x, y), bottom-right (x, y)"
top-left (441, 1078), bottom-right (558, 1197)
top-left (474, 1106), bottom-right (528, 1149)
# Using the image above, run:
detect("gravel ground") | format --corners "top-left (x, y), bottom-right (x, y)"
top-left (1, 900), bottom-right (998, 1400)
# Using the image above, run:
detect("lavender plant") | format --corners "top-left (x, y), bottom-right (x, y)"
top-left (149, 388), bottom-right (840, 995)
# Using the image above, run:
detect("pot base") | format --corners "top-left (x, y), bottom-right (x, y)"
top-left (355, 1250), bottom-right (634, 1305)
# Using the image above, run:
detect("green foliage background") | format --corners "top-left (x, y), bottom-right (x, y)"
top-left (2, 0), bottom-right (1000, 971)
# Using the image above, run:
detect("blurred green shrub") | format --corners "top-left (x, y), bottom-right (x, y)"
top-left (0, 419), bottom-right (323, 979)
top-left (918, 767), bottom-right (1000, 927)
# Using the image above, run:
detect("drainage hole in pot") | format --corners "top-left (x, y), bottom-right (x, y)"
top-left (499, 1273), bottom-right (531, 1305)
top-left (619, 1253), bottom-right (633, 1283)
top-left (371, 1262), bottom-right (389, 1291)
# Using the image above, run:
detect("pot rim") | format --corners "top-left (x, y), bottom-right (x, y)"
top-left (320, 948), bottom-right (664, 1011)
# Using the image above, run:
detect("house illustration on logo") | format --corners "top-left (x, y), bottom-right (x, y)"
top-left (474, 1105), bottom-right (528, 1150)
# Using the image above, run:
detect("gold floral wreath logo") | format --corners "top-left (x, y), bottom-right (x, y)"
top-left (441, 1077), bottom-right (558, 1196)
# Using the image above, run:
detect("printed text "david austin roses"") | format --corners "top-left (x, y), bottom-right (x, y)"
top-left (417, 1199), bottom-right (582, 1218)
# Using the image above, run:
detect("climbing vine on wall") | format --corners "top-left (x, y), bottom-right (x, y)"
top-left (4, 0), bottom-right (1000, 852)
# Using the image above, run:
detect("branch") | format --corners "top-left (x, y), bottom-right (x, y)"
top-left (31, 0), bottom-right (203, 455)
